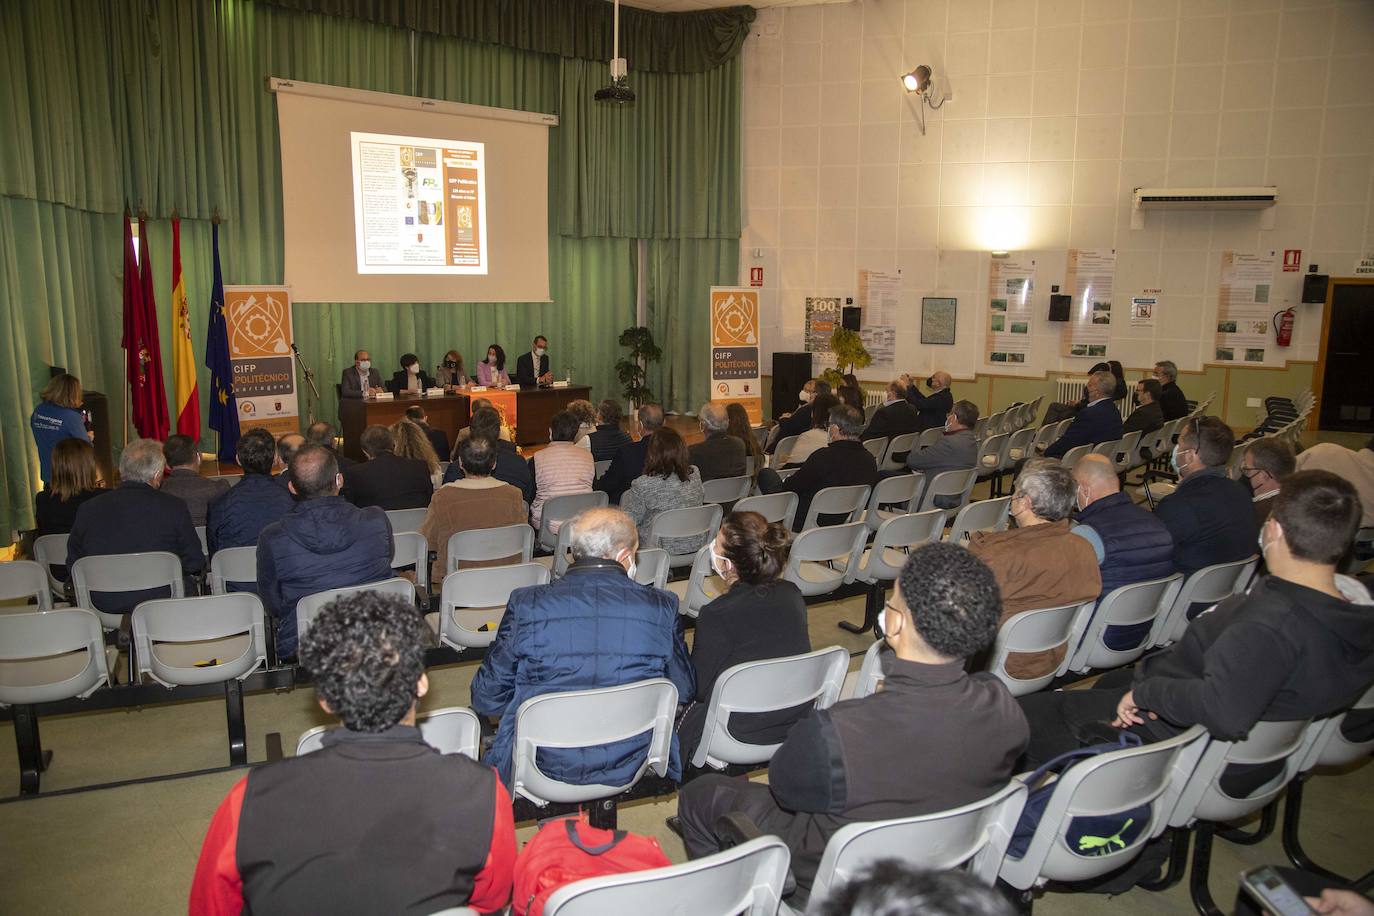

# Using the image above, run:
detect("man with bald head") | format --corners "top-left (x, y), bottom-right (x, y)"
top-left (256, 444), bottom-right (395, 658)
top-left (275, 432), bottom-right (307, 494)
top-left (901, 370), bottom-right (955, 432)
top-left (1044, 370), bottom-right (1124, 459)
top-left (471, 506), bottom-right (694, 785)
top-left (689, 402), bottom-right (747, 481)
top-left (1071, 453), bottom-right (1175, 615)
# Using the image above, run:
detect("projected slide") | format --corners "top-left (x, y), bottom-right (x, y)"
top-left (350, 131), bottom-right (488, 274)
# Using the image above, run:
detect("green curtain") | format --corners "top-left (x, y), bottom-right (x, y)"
top-left (644, 238), bottom-right (740, 416)
top-left (258, 0), bottom-right (756, 74)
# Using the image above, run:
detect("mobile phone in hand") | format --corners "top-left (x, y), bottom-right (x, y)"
top-left (1239, 866), bottom-right (1317, 916)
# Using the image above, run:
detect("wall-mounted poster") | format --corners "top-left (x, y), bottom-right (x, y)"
top-left (984, 256), bottom-right (1036, 367)
top-left (709, 287), bottom-right (763, 423)
top-left (1061, 249), bottom-right (1116, 358)
top-left (921, 297), bottom-right (957, 345)
top-left (1214, 251), bottom-right (1276, 364)
top-left (805, 296), bottom-right (841, 370)
top-left (857, 269), bottom-right (898, 368)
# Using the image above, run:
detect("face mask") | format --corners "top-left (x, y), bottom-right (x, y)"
top-left (625, 555), bottom-right (638, 581)
top-left (710, 548), bottom-right (731, 579)
top-left (1257, 531), bottom-right (1268, 556)
top-left (944, 416), bottom-right (955, 432)
top-left (358, 360), bottom-right (371, 371)
top-left (877, 607), bottom-right (889, 638)
top-left (799, 391), bottom-right (813, 404)
top-left (488, 352), bottom-right (497, 363)
top-left (1076, 488), bottom-right (1088, 512)
top-left (1170, 446), bottom-right (1187, 476)
top-left (535, 347), bottom-right (546, 358)
top-left (444, 359), bottom-right (457, 369)
top-left (407, 364), bottom-right (420, 375)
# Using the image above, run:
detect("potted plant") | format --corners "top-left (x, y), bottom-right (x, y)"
top-left (820, 327), bottom-right (872, 390)
top-left (615, 325), bottom-right (661, 408)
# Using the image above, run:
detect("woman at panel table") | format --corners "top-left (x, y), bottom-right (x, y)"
top-left (475, 344), bottom-right (511, 388)
top-left (388, 353), bottom-right (435, 395)
top-left (435, 349), bottom-right (469, 389)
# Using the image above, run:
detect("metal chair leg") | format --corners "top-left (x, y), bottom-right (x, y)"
top-left (1282, 775), bottom-right (1347, 882)
top-left (225, 679), bottom-right (247, 766)
top-left (839, 581), bottom-right (881, 635)
top-left (1189, 823), bottom-right (1224, 916)
top-left (1138, 827), bottom-right (1191, 892)
top-left (1217, 800), bottom-right (1278, 845)
top-left (14, 704), bottom-right (50, 796)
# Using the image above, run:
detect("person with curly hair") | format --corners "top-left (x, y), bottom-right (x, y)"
top-left (190, 591), bottom-right (515, 914)
top-left (676, 542), bottom-right (1028, 906)
top-left (815, 862), bottom-right (1015, 916)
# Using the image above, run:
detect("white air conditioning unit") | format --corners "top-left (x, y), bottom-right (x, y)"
top-left (1131, 186), bottom-right (1277, 229)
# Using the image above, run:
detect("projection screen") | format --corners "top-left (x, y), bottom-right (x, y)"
top-left (272, 79), bottom-right (556, 303)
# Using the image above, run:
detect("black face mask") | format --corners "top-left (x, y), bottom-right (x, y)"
top-left (1132, 392), bottom-right (1140, 407)
top-left (925, 376), bottom-right (934, 388)
top-left (444, 359), bottom-right (457, 368)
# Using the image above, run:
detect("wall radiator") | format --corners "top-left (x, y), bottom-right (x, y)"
top-left (1054, 376), bottom-right (1133, 419)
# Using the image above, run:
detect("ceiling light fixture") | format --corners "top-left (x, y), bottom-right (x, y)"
top-left (900, 64), bottom-right (949, 136)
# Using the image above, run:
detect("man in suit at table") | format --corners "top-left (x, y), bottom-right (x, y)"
top-left (515, 335), bottom-right (553, 388)
top-left (1044, 371), bottom-right (1124, 460)
top-left (340, 349), bottom-right (383, 399)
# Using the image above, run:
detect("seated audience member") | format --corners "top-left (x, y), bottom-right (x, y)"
top-left (677, 511), bottom-right (810, 765)
top-left (1296, 434), bottom-right (1374, 527)
top-left (342, 424), bottom-right (433, 511)
top-left (566, 398), bottom-right (598, 449)
top-left (388, 352), bottom-right (433, 395)
top-left (901, 370), bottom-right (954, 431)
top-left (783, 393), bottom-right (839, 467)
top-left (1044, 371), bottom-right (1124, 459)
top-left (189, 592), bottom-right (514, 914)
top-left (442, 406), bottom-right (533, 504)
top-left (452, 397), bottom-right (515, 451)
top-left (837, 374), bottom-right (864, 412)
top-left (816, 862), bottom-right (1016, 916)
top-left (159, 434), bottom-right (229, 526)
top-left (340, 349), bottom-right (383, 399)
top-left (1153, 359), bottom-right (1189, 421)
top-left (1244, 437), bottom-right (1296, 525)
top-left (275, 432), bottom-right (306, 493)
top-left (587, 398), bottom-right (633, 462)
top-left (861, 379), bottom-right (921, 442)
top-left (206, 428), bottom-right (296, 555)
top-left (421, 436), bottom-right (528, 580)
top-left (390, 417), bottom-right (442, 489)
top-left (257, 446), bottom-right (395, 659)
top-left (470, 507), bottom-right (694, 785)
top-left (405, 404), bottom-right (450, 465)
top-left (689, 403), bottom-right (747, 480)
top-left (475, 344), bottom-right (511, 388)
top-left (758, 404), bottom-right (879, 532)
top-left (621, 427), bottom-right (708, 556)
top-left (725, 401), bottom-right (766, 481)
top-left (305, 420), bottom-right (355, 469)
top-left (435, 349), bottom-right (468, 388)
top-left (1043, 362), bottom-right (1111, 425)
top-left (34, 438), bottom-right (105, 541)
top-left (1155, 416), bottom-right (1259, 576)
top-left (968, 460), bottom-right (1101, 680)
top-left (767, 379), bottom-right (829, 453)
top-left (595, 403), bottom-right (664, 504)
top-left (1071, 454), bottom-right (1175, 648)
top-left (66, 438), bottom-right (205, 615)
top-left (1106, 360), bottom-right (1128, 401)
top-left (1124, 377), bottom-right (1165, 440)
top-left (903, 400), bottom-right (979, 502)
top-left (677, 542), bottom-right (1028, 903)
top-left (1019, 471), bottom-right (1374, 784)
top-left (528, 410), bottom-right (594, 529)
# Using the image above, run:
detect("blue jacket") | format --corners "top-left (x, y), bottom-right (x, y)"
top-left (1154, 468), bottom-right (1258, 577)
top-left (470, 558), bottom-right (695, 787)
top-left (1045, 399), bottom-right (1124, 459)
top-left (256, 497), bottom-right (395, 657)
top-left (1073, 491), bottom-right (1176, 651)
top-left (30, 401), bottom-right (90, 486)
top-left (206, 473), bottom-right (297, 555)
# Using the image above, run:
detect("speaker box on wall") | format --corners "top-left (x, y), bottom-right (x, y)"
top-left (841, 306), bottom-right (862, 331)
top-left (771, 352), bottom-right (812, 420)
top-left (1048, 294), bottom-right (1071, 322)
top-left (1302, 274), bottom-right (1329, 304)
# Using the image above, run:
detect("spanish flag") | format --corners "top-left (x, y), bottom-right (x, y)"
top-left (171, 216), bottom-right (201, 438)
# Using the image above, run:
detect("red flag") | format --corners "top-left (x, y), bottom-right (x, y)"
top-left (122, 215), bottom-right (170, 440)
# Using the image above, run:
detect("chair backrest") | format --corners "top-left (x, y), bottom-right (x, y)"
top-left (1167, 720), bottom-right (1312, 828)
top-left (973, 416), bottom-right (989, 439)
top-left (702, 475), bottom-right (752, 505)
top-left (1059, 443), bottom-right (1093, 471)
top-left (677, 544), bottom-right (722, 619)
top-left (390, 531), bottom-right (430, 592)
top-left (801, 484), bottom-right (872, 531)
top-left (1067, 574), bottom-right (1184, 674)
top-left (733, 492), bottom-right (799, 531)
top-left (880, 432), bottom-right (919, 471)
top-left (511, 679), bottom-right (679, 805)
top-left (538, 491), bottom-right (609, 550)
top-left (858, 509), bottom-right (948, 583)
top-left (32, 533), bottom-right (70, 595)
top-left (0, 608), bottom-right (111, 705)
top-left (1149, 555), bottom-right (1258, 648)
top-left (438, 563), bottom-right (549, 650)
top-left (296, 577), bottom-right (415, 644)
top-left (692, 647), bottom-right (850, 769)
top-left (976, 433), bottom-right (1009, 473)
top-left (862, 437), bottom-right (888, 463)
top-left (594, 458), bottom-right (612, 480)
top-left (0, 560), bottom-right (53, 611)
top-left (915, 427), bottom-right (944, 452)
top-left (1030, 423), bottom-right (1059, 452)
top-left (1002, 428), bottom-right (1037, 467)
top-left (865, 473), bottom-right (922, 530)
top-left (751, 426), bottom-right (770, 450)
top-left (916, 468), bottom-right (977, 513)
top-left (543, 836), bottom-right (790, 916)
top-left (849, 639), bottom-right (886, 699)
top-left (947, 496), bottom-right (1012, 544)
top-left (297, 707), bottom-right (482, 759)
top-left (633, 548), bottom-right (671, 589)
top-left (647, 504), bottom-right (724, 563)
top-left (208, 545), bottom-right (258, 595)
top-left (1090, 438), bottom-right (1123, 459)
top-left (999, 727), bottom-right (1209, 891)
top-left (772, 435), bottom-right (800, 467)
top-left (1112, 430), bottom-right (1144, 470)
top-left (384, 507), bottom-right (428, 534)
top-left (447, 523), bottom-right (535, 573)
top-left (71, 551), bottom-right (185, 629)
top-left (1297, 683), bottom-right (1374, 772)
top-left (783, 522), bottom-right (869, 597)
top-left (986, 602), bottom-right (1094, 696)
top-left (809, 781), bottom-right (1028, 903)
top-left (132, 593), bottom-right (267, 687)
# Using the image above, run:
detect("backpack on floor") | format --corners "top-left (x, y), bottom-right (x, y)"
top-left (1008, 732), bottom-right (1151, 860)
top-left (513, 816), bottom-right (672, 916)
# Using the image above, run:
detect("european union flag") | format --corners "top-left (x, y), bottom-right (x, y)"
top-left (205, 223), bottom-right (240, 463)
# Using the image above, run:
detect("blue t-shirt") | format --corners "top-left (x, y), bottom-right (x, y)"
top-left (30, 401), bottom-right (90, 485)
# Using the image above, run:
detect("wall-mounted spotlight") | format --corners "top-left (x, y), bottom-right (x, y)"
top-left (900, 64), bottom-right (950, 135)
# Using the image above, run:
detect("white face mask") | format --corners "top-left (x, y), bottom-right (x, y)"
top-left (535, 346), bottom-right (546, 358)
top-left (799, 391), bottom-right (813, 404)
top-left (407, 364), bottom-right (420, 375)
top-left (1075, 488), bottom-right (1088, 512)
top-left (358, 360), bottom-right (371, 371)
top-left (1170, 445), bottom-right (1188, 476)
top-left (944, 415), bottom-right (955, 432)
top-left (487, 352), bottom-right (497, 363)
top-left (710, 548), bottom-right (731, 579)
top-left (625, 554), bottom-right (638, 581)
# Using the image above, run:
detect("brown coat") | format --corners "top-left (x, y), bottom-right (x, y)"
top-left (419, 478), bottom-right (528, 581)
top-left (968, 520), bottom-right (1101, 681)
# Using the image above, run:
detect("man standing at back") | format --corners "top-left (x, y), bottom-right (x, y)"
top-left (1044, 371), bottom-right (1123, 459)
top-left (1155, 416), bottom-right (1258, 576)
top-left (470, 507), bottom-right (694, 786)
top-left (257, 445), bottom-right (395, 659)
top-left (343, 424), bottom-right (433, 510)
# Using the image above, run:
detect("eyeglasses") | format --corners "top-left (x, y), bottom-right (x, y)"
top-left (1241, 466), bottom-right (1262, 478)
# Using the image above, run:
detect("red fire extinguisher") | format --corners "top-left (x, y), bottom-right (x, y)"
top-left (1273, 307), bottom-right (1295, 347)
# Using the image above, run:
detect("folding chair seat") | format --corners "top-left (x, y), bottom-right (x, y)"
top-left (1065, 574), bottom-right (1182, 674)
top-left (734, 492), bottom-right (799, 531)
top-left (446, 523), bottom-right (534, 574)
top-left (975, 433), bottom-right (1011, 496)
top-left (298, 706), bottom-right (481, 759)
top-left (32, 533), bottom-right (70, 598)
top-left (843, 509), bottom-right (947, 634)
top-left (798, 484), bottom-right (870, 531)
top-left (208, 546), bottom-right (257, 595)
top-left (436, 563), bottom-right (548, 651)
top-left (647, 503), bottom-right (724, 568)
top-left (880, 432), bottom-right (918, 471)
top-left (915, 468), bottom-right (977, 513)
top-left (782, 522), bottom-right (868, 599)
top-left (544, 836), bottom-right (790, 916)
top-left (985, 601), bottom-right (1094, 697)
top-left (384, 507), bottom-right (428, 534)
top-left (946, 496), bottom-right (1011, 545)
top-left (0, 560), bottom-right (53, 612)
top-left (861, 437), bottom-right (887, 464)
top-left (1147, 555), bottom-right (1258, 649)
top-left (537, 491), bottom-right (608, 552)
top-left (690, 646), bottom-right (848, 770)
top-left (296, 577), bottom-right (415, 645)
top-left (702, 475), bottom-right (752, 506)
top-left (863, 473), bottom-right (921, 533)
top-left (71, 551), bottom-right (186, 631)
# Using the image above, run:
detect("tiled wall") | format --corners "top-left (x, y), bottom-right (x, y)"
top-left (739, 0), bottom-right (1374, 386)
